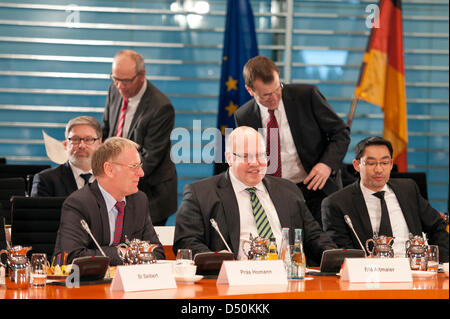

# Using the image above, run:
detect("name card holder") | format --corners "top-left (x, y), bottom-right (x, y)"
top-left (217, 260), bottom-right (287, 286)
top-left (110, 263), bottom-right (177, 292)
top-left (340, 257), bottom-right (412, 283)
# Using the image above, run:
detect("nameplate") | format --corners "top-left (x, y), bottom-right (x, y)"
top-left (110, 263), bottom-right (177, 292)
top-left (340, 258), bottom-right (412, 283)
top-left (217, 260), bottom-right (287, 286)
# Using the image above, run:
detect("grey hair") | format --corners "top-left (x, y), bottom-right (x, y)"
top-left (65, 116), bottom-right (102, 139)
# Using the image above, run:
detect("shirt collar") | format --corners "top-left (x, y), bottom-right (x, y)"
top-left (360, 180), bottom-right (390, 197)
top-left (128, 79), bottom-right (147, 102)
top-left (228, 169), bottom-right (265, 193)
top-left (68, 161), bottom-right (92, 177)
top-left (97, 182), bottom-right (126, 212)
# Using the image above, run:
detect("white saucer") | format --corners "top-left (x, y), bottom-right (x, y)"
top-left (411, 271), bottom-right (436, 279)
top-left (175, 275), bottom-right (203, 284)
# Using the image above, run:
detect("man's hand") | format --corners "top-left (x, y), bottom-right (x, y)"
top-left (303, 163), bottom-right (332, 191)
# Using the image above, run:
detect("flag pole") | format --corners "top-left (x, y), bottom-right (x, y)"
top-left (347, 96), bottom-right (359, 127)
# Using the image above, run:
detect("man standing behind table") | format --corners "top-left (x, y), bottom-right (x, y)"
top-left (322, 136), bottom-right (449, 262)
top-left (174, 126), bottom-right (336, 266)
top-left (31, 116), bottom-right (102, 197)
top-left (234, 56), bottom-right (350, 226)
top-left (54, 137), bottom-right (165, 266)
top-left (102, 49), bottom-right (177, 226)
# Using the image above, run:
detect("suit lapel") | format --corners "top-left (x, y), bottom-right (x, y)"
top-left (282, 87), bottom-right (303, 155)
top-left (262, 177), bottom-right (290, 228)
top-left (127, 81), bottom-right (152, 139)
top-left (245, 100), bottom-right (263, 130)
top-left (122, 195), bottom-right (135, 242)
top-left (90, 181), bottom-right (112, 245)
top-left (388, 180), bottom-right (418, 234)
top-left (351, 182), bottom-right (373, 239)
top-left (62, 162), bottom-right (78, 193)
top-left (216, 172), bottom-right (240, 255)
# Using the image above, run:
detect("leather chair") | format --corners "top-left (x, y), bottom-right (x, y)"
top-left (0, 177), bottom-right (26, 225)
top-left (10, 196), bottom-right (66, 260)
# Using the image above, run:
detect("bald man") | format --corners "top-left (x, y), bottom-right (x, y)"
top-left (102, 50), bottom-right (177, 226)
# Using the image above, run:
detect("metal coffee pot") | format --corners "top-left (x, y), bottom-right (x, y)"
top-left (0, 245), bottom-right (32, 289)
top-left (365, 234), bottom-right (395, 258)
top-left (242, 233), bottom-right (269, 260)
top-left (117, 236), bottom-right (157, 265)
top-left (405, 233), bottom-right (428, 271)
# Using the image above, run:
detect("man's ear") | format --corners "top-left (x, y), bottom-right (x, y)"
top-left (62, 140), bottom-right (68, 150)
top-left (245, 84), bottom-right (254, 97)
top-left (225, 152), bottom-right (232, 168)
top-left (103, 162), bottom-right (114, 177)
top-left (352, 159), bottom-right (360, 173)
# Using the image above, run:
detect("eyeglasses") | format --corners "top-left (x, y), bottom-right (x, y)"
top-left (67, 136), bottom-right (100, 145)
top-left (254, 83), bottom-right (284, 102)
top-left (110, 73), bottom-right (139, 84)
top-left (360, 159), bottom-right (392, 168)
top-left (233, 152), bottom-right (267, 163)
top-left (111, 162), bottom-right (143, 170)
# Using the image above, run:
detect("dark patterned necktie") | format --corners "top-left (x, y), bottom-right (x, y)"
top-left (80, 173), bottom-right (92, 185)
top-left (246, 187), bottom-right (273, 239)
top-left (112, 201), bottom-right (125, 246)
top-left (266, 110), bottom-right (282, 177)
top-left (372, 191), bottom-right (393, 237)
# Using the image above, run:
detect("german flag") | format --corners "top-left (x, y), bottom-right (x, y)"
top-left (352, 0), bottom-right (408, 171)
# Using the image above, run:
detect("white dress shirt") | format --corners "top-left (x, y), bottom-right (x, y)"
top-left (97, 183), bottom-right (126, 246)
top-left (68, 162), bottom-right (94, 190)
top-left (360, 182), bottom-right (410, 257)
top-left (258, 100), bottom-right (307, 184)
top-left (228, 170), bottom-right (282, 260)
top-left (122, 80), bottom-right (147, 138)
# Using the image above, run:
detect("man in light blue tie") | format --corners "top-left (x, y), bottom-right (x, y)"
top-left (173, 127), bottom-right (336, 266)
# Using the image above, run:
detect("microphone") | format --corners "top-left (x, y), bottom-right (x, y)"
top-left (344, 215), bottom-right (368, 256)
top-left (80, 219), bottom-right (110, 278)
top-left (210, 218), bottom-right (232, 253)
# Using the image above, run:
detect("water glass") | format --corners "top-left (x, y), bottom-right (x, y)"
top-left (176, 249), bottom-right (193, 265)
top-left (30, 253), bottom-right (47, 287)
top-left (427, 245), bottom-right (439, 272)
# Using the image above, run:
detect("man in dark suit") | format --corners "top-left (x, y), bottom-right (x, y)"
top-left (322, 136), bottom-right (448, 262)
top-left (234, 56), bottom-right (350, 226)
top-left (54, 137), bottom-right (165, 266)
top-left (31, 116), bottom-right (102, 197)
top-left (102, 50), bottom-right (177, 226)
top-left (174, 127), bottom-right (336, 266)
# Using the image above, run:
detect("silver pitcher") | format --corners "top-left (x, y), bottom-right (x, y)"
top-left (117, 236), bottom-right (157, 265)
top-left (365, 234), bottom-right (395, 258)
top-left (242, 233), bottom-right (269, 260)
top-left (0, 245), bottom-right (32, 289)
top-left (405, 233), bottom-right (428, 271)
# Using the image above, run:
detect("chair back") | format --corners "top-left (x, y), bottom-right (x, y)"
top-left (0, 177), bottom-right (26, 224)
top-left (0, 164), bottom-right (51, 196)
top-left (10, 196), bottom-right (66, 260)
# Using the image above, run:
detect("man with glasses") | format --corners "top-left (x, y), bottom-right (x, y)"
top-left (31, 116), bottom-right (102, 197)
top-left (234, 56), bottom-right (350, 227)
top-left (102, 50), bottom-right (177, 226)
top-left (321, 136), bottom-right (448, 261)
top-left (54, 137), bottom-right (165, 265)
top-left (174, 127), bottom-right (336, 265)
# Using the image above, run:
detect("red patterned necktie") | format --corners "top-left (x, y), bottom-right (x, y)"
top-left (266, 110), bottom-right (282, 177)
top-left (115, 98), bottom-right (128, 137)
top-left (112, 201), bottom-right (125, 246)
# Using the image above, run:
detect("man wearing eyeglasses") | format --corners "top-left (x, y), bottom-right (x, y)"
top-left (102, 50), bottom-right (177, 226)
top-left (54, 137), bottom-right (165, 265)
top-left (31, 116), bottom-right (102, 197)
top-left (321, 136), bottom-right (448, 261)
top-left (174, 127), bottom-right (336, 265)
top-left (234, 56), bottom-right (350, 227)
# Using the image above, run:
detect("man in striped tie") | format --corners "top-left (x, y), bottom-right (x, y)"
top-left (54, 137), bottom-right (165, 265)
top-left (174, 127), bottom-right (336, 266)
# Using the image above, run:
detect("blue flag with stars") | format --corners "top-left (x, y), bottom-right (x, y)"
top-left (214, 0), bottom-right (258, 174)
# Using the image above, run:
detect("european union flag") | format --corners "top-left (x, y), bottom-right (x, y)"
top-left (214, 0), bottom-right (258, 174)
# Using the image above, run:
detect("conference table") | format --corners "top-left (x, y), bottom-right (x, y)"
top-left (1, 270), bottom-right (448, 299)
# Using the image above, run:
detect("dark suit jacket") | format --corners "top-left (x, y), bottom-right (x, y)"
top-left (30, 161), bottom-right (78, 197)
top-left (322, 179), bottom-right (449, 262)
top-left (173, 171), bottom-right (337, 266)
top-left (102, 81), bottom-right (177, 223)
top-left (53, 181), bottom-right (165, 265)
top-left (234, 84), bottom-right (350, 195)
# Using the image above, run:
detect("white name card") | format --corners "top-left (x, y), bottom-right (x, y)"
top-left (340, 258), bottom-right (412, 283)
top-left (110, 263), bottom-right (177, 292)
top-left (217, 260), bottom-right (287, 286)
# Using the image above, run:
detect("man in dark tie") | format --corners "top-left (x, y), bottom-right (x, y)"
top-left (234, 56), bottom-right (350, 226)
top-left (54, 137), bottom-right (165, 265)
top-left (321, 136), bottom-right (449, 262)
top-left (102, 50), bottom-right (177, 226)
top-left (173, 127), bottom-right (336, 266)
top-left (31, 116), bottom-right (102, 197)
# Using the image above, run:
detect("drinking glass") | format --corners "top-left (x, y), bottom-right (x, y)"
top-left (176, 249), bottom-right (193, 265)
top-left (427, 245), bottom-right (439, 272)
top-left (4, 224), bottom-right (11, 248)
top-left (30, 253), bottom-right (47, 287)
